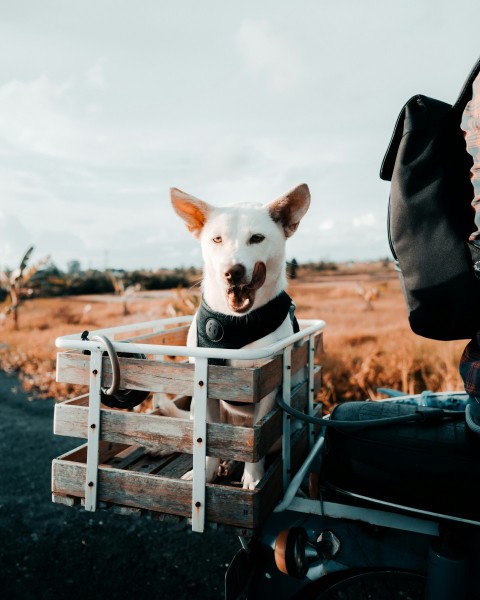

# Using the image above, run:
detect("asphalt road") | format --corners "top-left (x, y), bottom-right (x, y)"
top-left (0, 370), bottom-right (239, 599)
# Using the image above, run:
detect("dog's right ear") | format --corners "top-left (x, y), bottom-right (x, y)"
top-left (268, 183), bottom-right (311, 238)
top-left (170, 188), bottom-right (212, 238)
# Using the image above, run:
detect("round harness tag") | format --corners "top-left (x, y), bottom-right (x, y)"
top-left (205, 318), bottom-right (224, 342)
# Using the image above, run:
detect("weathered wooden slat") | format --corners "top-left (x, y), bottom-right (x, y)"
top-left (253, 408), bottom-right (282, 459)
top-left (52, 494), bottom-right (79, 507)
top-left (112, 506), bottom-right (143, 518)
top-left (58, 393), bottom-right (89, 407)
top-left (257, 427), bottom-right (309, 525)
top-left (53, 460), bottom-right (244, 526)
top-left (122, 325), bottom-right (189, 346)
top-left (126, 451), bottom-right (179, 475)
top-left (55, 441), bottom-right (128, 464)
top-left (51, 426), bottom-right (309, 529)
top-left (156, 453), bottom-right (193, 479)
top-left (54, 364), bottom-right (321, 463)
top-left (56, 353), bottom-right (264, 401)
top-left (108, 446), bottom-right (147, 469)
top-left (315, 332), bottom-right (324, 356)
top-left (54, 401), bottom-right (259, 461)
top-left (52, 460), bottom-right (258, 527)
top-left (255, 341), bottom-right (315, 399)
top-left (57, 353), bottom-right (195, 395)
top-left (56, 330), bottom-right (322, 403)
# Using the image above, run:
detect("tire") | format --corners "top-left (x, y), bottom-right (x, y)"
top-left (296, 569), bottom-right (425, 600)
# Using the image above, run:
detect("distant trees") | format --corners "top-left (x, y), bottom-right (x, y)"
top-left (0, 252), bottom-right (197, 306)
top-left (0, 247), bottom-right (49, 329)
top-left (67, 259), bottom-right (81, 275)
top-left (288, 258), bottom-right (298, 279)
top-left (303, 260), bottom-right (338, 271)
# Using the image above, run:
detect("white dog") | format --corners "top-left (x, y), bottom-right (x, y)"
top-left (170, 183), bottom-right (310, 489)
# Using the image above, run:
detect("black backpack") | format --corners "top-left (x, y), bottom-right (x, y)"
top-left (380, 56), bottom-right (480, 341)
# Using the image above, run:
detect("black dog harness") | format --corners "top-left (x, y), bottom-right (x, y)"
top-left (197, 290), bottom-right (299, 367)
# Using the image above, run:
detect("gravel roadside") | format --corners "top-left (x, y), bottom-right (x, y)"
top-left (0, 371), bottom-right (239, 599)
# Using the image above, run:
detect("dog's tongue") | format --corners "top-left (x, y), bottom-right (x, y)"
top-left (249, 262), bottom-right (267, 291)
top-left (227, 262), bottom-right (266, 313)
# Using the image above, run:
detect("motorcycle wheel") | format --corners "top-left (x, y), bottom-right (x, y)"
top-left (296, 569), bottom-right (425, 600)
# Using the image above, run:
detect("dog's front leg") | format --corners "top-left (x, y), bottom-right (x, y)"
top-left (241, 391), bottom-right (276, 490)
top-left (181, 397), bottom-right (221, 482)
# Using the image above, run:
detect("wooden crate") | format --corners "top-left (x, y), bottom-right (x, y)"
top-left (52, 318), bottom-right (324, 532)
top-left (56, 331), bottom-right (322, 403)
top-left (52, 427), bottom-right (309, 533)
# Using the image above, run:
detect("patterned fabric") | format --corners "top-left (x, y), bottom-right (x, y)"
top-left (461, 71), bottom-right (480, 240)
top-left (461, 73), bottom-right (480, 396)
top-left (460, 330), bottom-right (480, 395)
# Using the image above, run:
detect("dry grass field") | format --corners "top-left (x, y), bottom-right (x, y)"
top-left (0, 262), bottom-right (468, 410)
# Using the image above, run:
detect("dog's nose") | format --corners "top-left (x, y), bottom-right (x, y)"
top-left (224, 264), bottom-right (246, 285)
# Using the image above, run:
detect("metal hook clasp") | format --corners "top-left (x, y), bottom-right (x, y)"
top-left (90, 334), bottom-right (121, 396)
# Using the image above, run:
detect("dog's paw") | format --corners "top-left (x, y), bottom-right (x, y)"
top-left (241, 462), bottom-right (264, 490)
top-left (241, 473), bottom-right (261, 490)
top-left (181, 469), bottom-right (194, 481)
top-left (146, 448), bottom-right (170, 458)
top-left (181, 457), bottom-right (221, 482)
top-left (217, 460), bottom-right (237, 478)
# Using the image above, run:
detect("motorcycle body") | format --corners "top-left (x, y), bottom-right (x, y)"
top-left (225, 392), bottom-right (480, 599)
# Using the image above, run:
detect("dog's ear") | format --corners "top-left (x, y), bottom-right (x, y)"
top-left (170, 188), bottom-right (212, 238)
top-left (267, 183), bottom-right (311, 237)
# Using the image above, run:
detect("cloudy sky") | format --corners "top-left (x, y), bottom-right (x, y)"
top-left (0, 1), bottom-right (478, 271)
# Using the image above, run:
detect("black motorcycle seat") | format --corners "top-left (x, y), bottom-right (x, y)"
top-left (321, 401), bottom-right (480, 521)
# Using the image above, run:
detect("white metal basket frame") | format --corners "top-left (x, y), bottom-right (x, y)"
top-left (56, 316), bottom-right (326, 532)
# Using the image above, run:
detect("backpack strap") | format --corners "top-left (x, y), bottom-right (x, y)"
top-left (381, 56), bottom-right (480, 182)
top-left (452, 55), bottom-right (480, 113)
top-left (380, 96), bottom-right (451, 181)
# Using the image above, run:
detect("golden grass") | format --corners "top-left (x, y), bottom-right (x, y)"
top-left (289, 271), bottom-right (466, 408)
top-left (0, 266), bottom-right (468, 407)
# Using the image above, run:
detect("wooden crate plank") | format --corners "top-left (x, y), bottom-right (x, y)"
top-left (257, 427), bottom-right (309, 524)
top-left (157, 453), bottom-right (193, 478)
top-left (56, 353), bottom-right (196, 396)
top-left (112, 506), bottom-right (143, 518)
top-left (108, 446), bottom-right (147, 469)
top-left (52, 424), bottom-right (310, 529)
top-left (125, 451), bottom-right (179, 475)
top-left (52, 494), bottom-right (79, 507)
top-left (314, 332), bottom-right (323, 357)
top-left (56, 441), bottom-right (129, 465)
top-left (56, 346), bottom-right (321, 403)
top-left (52, 455), bottom-right (258, 528)
top-left (253, 408), bottom-right (282, 460)
top-left (55, 401), bottom-right (261, 462)
top-left (54, 367), bottom-right (320, 463)
top-left (57, 353), bottom-right (264, 402)
top-left (122, 325), bottom-right (189, 346)
top-left (151, 513), bottom-right (183, 524)
top-left (254, 343), bottom-right (310, 400)
top-left (58, 394), bottom-right (89, 407)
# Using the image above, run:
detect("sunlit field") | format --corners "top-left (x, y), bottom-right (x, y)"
top-left (0, 262), bottom-right (468, 410)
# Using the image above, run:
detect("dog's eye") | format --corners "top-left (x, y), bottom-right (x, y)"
top-left (212, 236), bottom-right (222, 244)
top-left (249, 234), bottom-right (265, 244)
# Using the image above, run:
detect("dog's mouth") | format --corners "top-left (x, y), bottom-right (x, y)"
top-left (226, 262), bottom-right (266, 314)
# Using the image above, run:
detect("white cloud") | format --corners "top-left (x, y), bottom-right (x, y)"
top-left (0, 212), bottom-right (32, 269)
top-left (86, 58), bottom-right (107, 88)
top-left (318, 220), bottom-right (334, 231)
top-left (0, 76), bottom-right (93, 160)
top-left (235, 20), bottom-right (304, 93)
top-left (353, 213), bottom-right (376, 227)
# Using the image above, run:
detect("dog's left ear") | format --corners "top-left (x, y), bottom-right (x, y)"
top-left (267, 183), bottom-right (311, 238)
top-left (170, 188), bottom-right (212, 238)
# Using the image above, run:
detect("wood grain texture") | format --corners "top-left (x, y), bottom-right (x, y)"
top-left (51, 427), bottom-right (308, 530)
